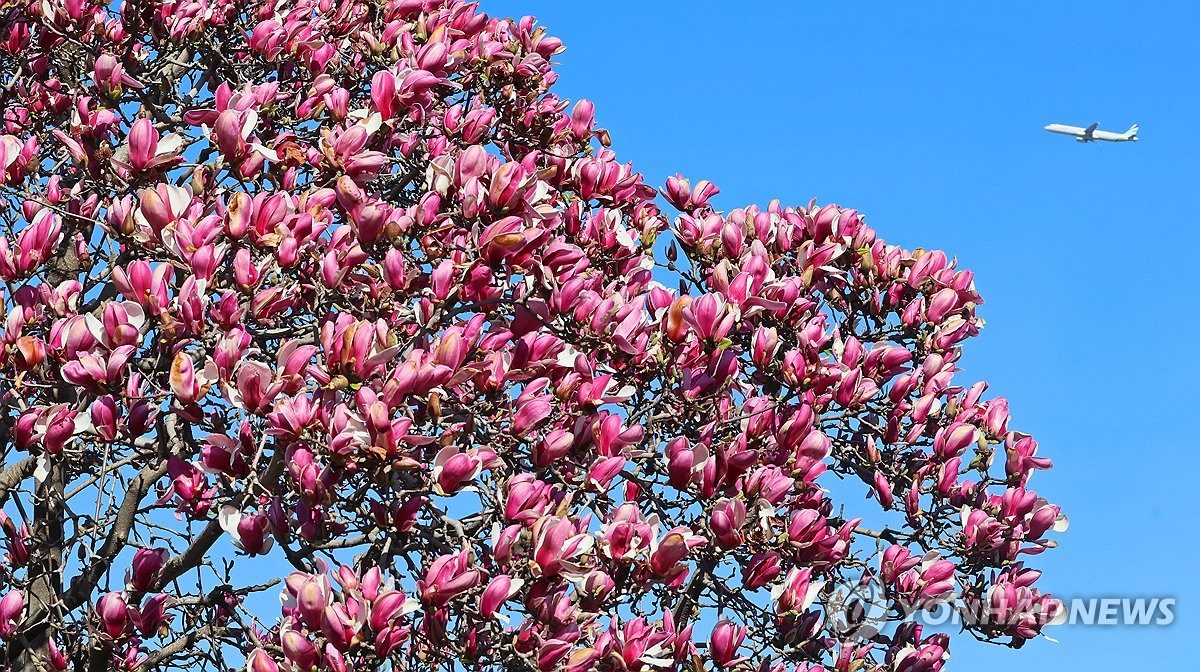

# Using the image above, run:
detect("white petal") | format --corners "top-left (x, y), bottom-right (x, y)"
top-left (219, 506), bottom-right (243, 538)
top-left (240, 110), bottom-right (259, 140)
top-left (155, 134), bottom-right (184, 156)
top-left (33, 455), bottom-right (51, 483)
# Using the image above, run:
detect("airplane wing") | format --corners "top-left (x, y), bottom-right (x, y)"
top-left (1083, 122), bottom-right (1098, 141)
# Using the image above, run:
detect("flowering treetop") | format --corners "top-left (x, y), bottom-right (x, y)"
top-left (0, 0), bottom-right (1065, 670)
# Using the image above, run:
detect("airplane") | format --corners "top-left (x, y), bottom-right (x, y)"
top-left (1044, 122), bottom-right (1138, 143)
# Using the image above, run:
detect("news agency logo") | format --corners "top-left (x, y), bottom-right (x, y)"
top-left (825, 573), bottom-right (1176, 640)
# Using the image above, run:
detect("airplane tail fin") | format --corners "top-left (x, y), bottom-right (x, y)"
top-left (1125, 123), bottom-right (1139, 140)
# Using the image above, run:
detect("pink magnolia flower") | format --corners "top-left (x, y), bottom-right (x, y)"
top-left (227, 360), bottom-right (284, 413)
top-left (663, 174), bottom-right (720, 211)
top-left (479, 574), bottom-right (524, 619)
top-left (321, 602), bottom-right (363, 651)
top-left (43, 637), bottom-right (70, 671)
top-left (111, 260), bottom-right (173, 315)
top-left (85, 396), bottom-right (118, 440)
top-left (0, 134), bottom-right (35, 186)
top-left (586, 455), bottom-right (627, 491)
top-left (430, 446), bottom-right (483, 496)
top-left (168, 351), bottom-right (218, 405)
top-left (648, 526), bottom-right (707, 586)
top-left (666, 438), bottom-right (710, 489)
top-left (504, 475), bottom-right (557, 525)
top-left (892, 639), bottom-right (950, 672)
top-left (280, 623), bottom-right (319, 671)
top-left (0, 590), bottom-right (23, 638)
top-left (934, 422), bottom-right (978, 459)
top-left (1005, 435), bottom-right (1053, 485)
top-left (417, 550), bottom-right (482, 608)
top-left (95, 592), bottom-right (130, 641)
top-left (283, 571), bottom-right (332, 630)
top-left (886, 548), bottom-right (958, 608)
top-left (129, 593), bottom-right (174, 638)
top-left (219, 507), bottom-right (275, 556)
top-left (710, 498), bottom-right (747, 549)
top-left (28, 404), bottom-right (81, 455)
top-left (127, 547), bottom-right (169, 591)
top-left (709, 619), bottom-right (746, 667)
top-left (682, 293), bottom-right (737, 342)
top-left (5, 208), bottom-right (62, 279)
top-left (742, 553), bottom-right (783, 590)
top-left (600, 502), bottom-right (655, 562)
top-left (530, 516), bottom-right (594, 578)
top-left (93, 53), bottom-right (145, 96)
top-left (112, 118), bottom-right (183, 174)
top-left (772, 567), bottom-right (823, 615)
top-left (245, 650), bottom-right (280, 672)
top-left (369, 589), bottom-right (418, 632)
top-left (162, 457), bottom-right (215, 517)
top-left (136, 183), bottom-right (193, 235)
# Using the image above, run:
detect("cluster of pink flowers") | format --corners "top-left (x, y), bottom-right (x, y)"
top-left (0, 0), bottom-right (1064, 670)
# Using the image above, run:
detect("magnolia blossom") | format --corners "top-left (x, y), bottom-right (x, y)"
top-left (0, 0), bottom-right (1062, 670)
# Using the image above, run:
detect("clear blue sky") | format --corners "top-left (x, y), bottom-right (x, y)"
top-left (486, 1), bottom-right (1198, 668)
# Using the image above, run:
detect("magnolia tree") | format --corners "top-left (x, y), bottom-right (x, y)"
top-left (0, 0), bottom-right (1067, 670)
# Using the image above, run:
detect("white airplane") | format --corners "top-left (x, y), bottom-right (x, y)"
top-left (1044, 122), bottom-right (1138, 143)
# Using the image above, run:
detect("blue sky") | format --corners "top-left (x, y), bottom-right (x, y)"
top-left (486, 1), bottom-right (1199, 668)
